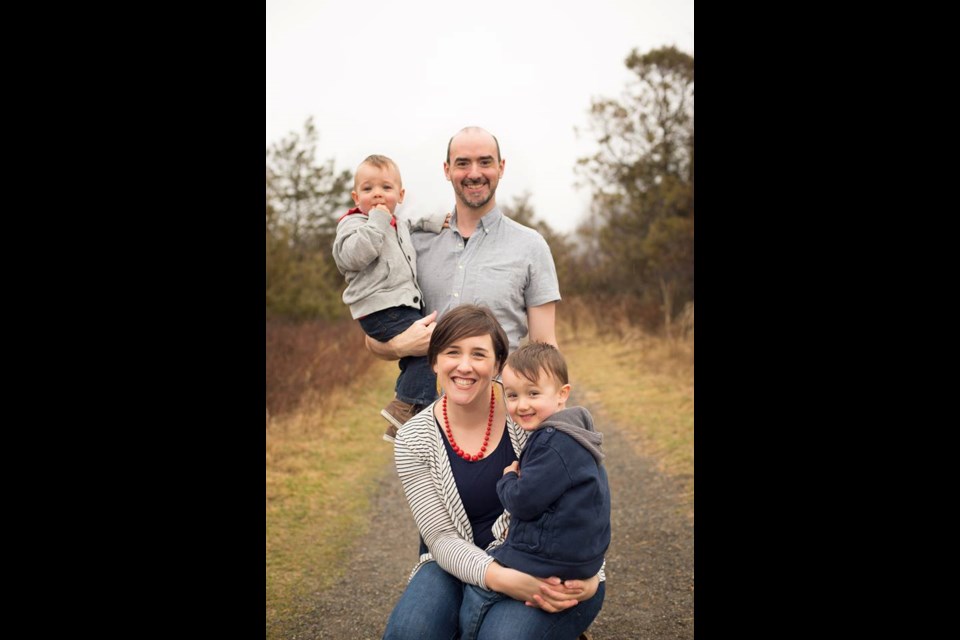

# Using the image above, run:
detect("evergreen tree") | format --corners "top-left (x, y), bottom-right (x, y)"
top-left (576, 46), bottom-right (694, 331)
top-left (266, 118), bottom-right (353, 320)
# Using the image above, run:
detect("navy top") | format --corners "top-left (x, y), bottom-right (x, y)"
top-left (439, 418), bottom-right (517, 549)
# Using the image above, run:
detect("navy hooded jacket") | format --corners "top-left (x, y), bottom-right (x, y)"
top-left (490, 406), bottom-right (611, 580)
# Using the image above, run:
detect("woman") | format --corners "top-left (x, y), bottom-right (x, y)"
top-left (383, 305), bottom-right (604, 639)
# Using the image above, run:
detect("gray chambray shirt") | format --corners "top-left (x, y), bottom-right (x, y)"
top-left (410, 207), bottom-right (561, 351)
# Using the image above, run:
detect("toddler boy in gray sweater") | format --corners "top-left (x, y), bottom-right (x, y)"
top-left (332, 155), bottom-right (447, 441)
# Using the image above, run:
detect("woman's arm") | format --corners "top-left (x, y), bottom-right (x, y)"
top-left (484, 562), bottom-right (600, 612)
top-left (394, 421), bottom-right (495, 587)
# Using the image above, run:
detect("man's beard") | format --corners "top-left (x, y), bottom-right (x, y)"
top-left (456, 179), bottom-right (495, 209)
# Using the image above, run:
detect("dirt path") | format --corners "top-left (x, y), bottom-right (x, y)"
top-left (280, 396), bottom-right (694, 639)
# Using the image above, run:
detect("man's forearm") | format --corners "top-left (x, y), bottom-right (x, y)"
top-left (365, 334), bottom-right (400, 361)
top-left (527, 302), bottom-right (558, 348)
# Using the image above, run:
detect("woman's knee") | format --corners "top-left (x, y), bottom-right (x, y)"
top-left (382, 563), bottom-right (462, 640)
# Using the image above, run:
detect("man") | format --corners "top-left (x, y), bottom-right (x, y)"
top-left (367, 126), bottom-right (561, 436)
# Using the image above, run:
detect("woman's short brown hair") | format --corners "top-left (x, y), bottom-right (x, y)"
top-left (428, 304), bottom-right (509, 375)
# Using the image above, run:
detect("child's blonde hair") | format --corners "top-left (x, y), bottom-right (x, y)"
top-left (355, 154), bottom-right (402, 188)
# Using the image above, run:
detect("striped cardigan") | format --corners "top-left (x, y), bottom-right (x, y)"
top-left (394, 398), bottom-right (606, 590)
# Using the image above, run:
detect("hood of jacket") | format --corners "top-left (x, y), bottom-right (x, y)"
top-left (539, 406), bottom-right (604, 464)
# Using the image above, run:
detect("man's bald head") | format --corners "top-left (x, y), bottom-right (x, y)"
top-left (446, 127), bottom-right (501, 164)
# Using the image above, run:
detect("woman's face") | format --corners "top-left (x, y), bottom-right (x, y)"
top-left (433, 333), bottom-right (498, 407)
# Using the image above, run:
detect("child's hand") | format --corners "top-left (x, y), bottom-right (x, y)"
top-left (372, 203), bottom-right (392, 214)
top-left (442, 212), bottom-right (452, 229)
top-left (503, 461), bottom-right (519, 476)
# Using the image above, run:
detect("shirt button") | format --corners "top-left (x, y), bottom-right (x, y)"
top-left (454, 292), bottom-right (459, 298)
top-left (406, 255), bottom-right (411, 261)
top-left (414, 296), bottom-right (419, 303)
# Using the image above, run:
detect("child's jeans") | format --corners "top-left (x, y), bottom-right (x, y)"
top-left (359, 305), bottom-right (437, 406)
top-left (459, 584), bottom-right (507, 640)
top-left (458, 581), bottom-right (605, 640)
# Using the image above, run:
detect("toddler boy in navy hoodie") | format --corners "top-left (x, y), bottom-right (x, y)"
top-left (458, 342), bottom-right (611, 640)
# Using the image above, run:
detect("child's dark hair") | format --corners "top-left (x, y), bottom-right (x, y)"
top-left (504, 341), bottom-right (568, 385)
top-left (428, 305), bottom-right (509, 374)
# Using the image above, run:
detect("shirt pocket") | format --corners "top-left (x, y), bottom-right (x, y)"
top-left (479, 264), bottom-right (525, 315)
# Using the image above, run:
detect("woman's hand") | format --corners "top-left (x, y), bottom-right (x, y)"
top-left (530, 574), bottom-right (600, 611)
top-left (486, 563), bottom-right (575, 610)
top-left (485, 562), bottom-right (590, 612)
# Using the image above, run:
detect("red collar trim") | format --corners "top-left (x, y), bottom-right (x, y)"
top-left (337, 206), bottom-right (396, 227)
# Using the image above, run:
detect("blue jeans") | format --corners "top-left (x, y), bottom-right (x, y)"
top-left (383, 562), bottom-right (462, 640)
top-left (382, 562), bottom-right (605, 640)
top-left (359, 306), bottom-right (437, 406)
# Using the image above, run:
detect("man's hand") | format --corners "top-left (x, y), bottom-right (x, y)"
top-left (364, 310), bottom-right (438, 361)
top-left (502, 461), bottom-right (520, 476)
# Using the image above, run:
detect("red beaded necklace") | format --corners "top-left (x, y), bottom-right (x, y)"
top-left (442, 387), bottom-right (495, 462)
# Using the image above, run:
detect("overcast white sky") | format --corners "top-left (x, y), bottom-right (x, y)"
top-left (266, 0), bottom-right (693, 234)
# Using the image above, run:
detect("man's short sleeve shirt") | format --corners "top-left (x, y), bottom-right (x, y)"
top-left (411, 207), bottom-right (561, 351)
